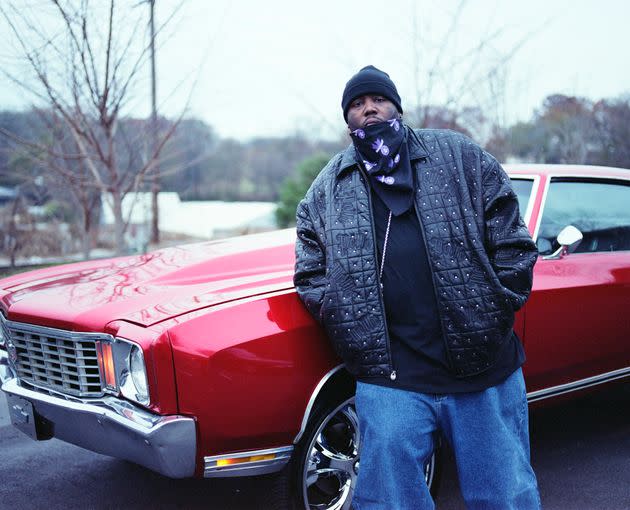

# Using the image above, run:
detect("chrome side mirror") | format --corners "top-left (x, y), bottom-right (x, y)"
top-left (543, 225), bottom-right (583, 260)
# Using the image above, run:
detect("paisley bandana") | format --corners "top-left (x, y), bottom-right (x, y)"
top-left (350, 119), bottom-right (414, 216)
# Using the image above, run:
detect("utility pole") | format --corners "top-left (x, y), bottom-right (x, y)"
top-left (149, 0), bottom-right (160, 245)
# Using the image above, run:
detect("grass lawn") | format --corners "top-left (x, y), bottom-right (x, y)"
top-left (0, 264), bottom-right (58, 279)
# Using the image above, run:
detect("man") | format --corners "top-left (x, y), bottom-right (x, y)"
top-left (294, 65), bottom-right (541, 509)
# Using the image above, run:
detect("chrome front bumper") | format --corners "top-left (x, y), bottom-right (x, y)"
top-left (0, 349), bottom-right (196, 478)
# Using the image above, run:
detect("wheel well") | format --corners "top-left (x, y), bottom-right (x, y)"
top-left (293, 366), bottom-right (356, 444)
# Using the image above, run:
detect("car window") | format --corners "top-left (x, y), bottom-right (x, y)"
top-left (509, 178), bottom-right (534, 219)
top-left (537, 179), bottom-right (630, 255)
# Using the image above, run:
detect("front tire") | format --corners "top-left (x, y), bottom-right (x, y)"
top-left (265, 391), bottom-right (440, 509)
top-left (297, 395), bottom-right (360, 509)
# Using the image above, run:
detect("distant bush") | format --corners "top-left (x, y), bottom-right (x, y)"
top-left (275, 153), bottom-right (331, 228)
top-left (44, 201), bottom-right (76, 222)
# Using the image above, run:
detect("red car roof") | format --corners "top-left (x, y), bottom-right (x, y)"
top-left (505, 163), bottom-right (630, 179)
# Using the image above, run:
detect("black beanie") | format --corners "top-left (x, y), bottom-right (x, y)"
top-left (341, 65), bottom-right (403, 121)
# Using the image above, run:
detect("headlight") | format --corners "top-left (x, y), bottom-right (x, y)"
top-left (129, 345), bottom-right (149, 403)
top-left (117, 341), bottom-right (150, 406)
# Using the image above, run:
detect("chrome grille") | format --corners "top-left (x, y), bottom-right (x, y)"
top-left (1, 316), bottom-right (109, 397)
top-left (0, 315), bottom-right (7, 349)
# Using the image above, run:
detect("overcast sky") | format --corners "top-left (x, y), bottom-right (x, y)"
top-left (2, 0), bottom-right (629, 141)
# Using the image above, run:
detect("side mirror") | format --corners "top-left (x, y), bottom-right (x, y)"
top-left (543, 225), bottom-right (583, 260)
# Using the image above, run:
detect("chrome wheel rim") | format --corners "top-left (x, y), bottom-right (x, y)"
top-left (302, 396), bottom-right (437, 510)
top-left (302, 397), bottom-right (359, 510)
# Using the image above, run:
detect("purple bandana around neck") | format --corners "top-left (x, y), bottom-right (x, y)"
top-left (350, 119), bottom-right (414, 216)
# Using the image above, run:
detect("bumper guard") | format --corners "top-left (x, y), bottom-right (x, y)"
top-left (0, 349), bottom-right (196, 478)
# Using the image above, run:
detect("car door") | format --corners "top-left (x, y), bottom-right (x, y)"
top-left (523, 176), bottom-right (630, 395)
top-left (508, 175), bottom-right (540, 340)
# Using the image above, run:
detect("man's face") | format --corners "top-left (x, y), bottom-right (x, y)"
top-left (346, 94), bottom-right (401, 132)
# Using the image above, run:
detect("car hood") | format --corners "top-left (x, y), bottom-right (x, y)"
top-left (0, 229), bottom-right (297, 331)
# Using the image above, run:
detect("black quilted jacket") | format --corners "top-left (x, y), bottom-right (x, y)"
top-left (294, 128), bottom-right (537, 379)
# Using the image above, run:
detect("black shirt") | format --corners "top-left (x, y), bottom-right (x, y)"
top-left (361, 190), bottom-right (524, 394)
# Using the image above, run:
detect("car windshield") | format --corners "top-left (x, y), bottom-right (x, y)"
top-left (537, 179), bottom-right (630, 254)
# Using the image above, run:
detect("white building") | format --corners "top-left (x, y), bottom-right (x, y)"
top-left (100, 192), bottom-right (277, 242)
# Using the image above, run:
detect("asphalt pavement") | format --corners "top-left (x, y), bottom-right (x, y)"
top-left (1, 384), bottom-right (628, 509)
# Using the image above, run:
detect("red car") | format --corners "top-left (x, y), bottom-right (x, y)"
top-left (1, 164), bottom-right (629, 509)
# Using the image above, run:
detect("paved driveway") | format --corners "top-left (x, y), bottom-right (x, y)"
top-left (1, 384), bottom-right (628, 509)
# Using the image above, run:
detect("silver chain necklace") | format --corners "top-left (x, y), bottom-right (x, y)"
top-left (379, 210), bottom-right (393, 289)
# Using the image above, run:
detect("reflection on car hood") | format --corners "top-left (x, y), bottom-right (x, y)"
top-left (0, 229), bottom-right (296, 331)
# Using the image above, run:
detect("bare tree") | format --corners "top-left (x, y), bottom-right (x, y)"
top-left (3, 187), bottom-right (28, 268)
top-left (44, 110), bottom-right (102, 258)
top-left (593, 96), bottom-right (630, 168)
top-left (537, 95), bottom-right (596, 164)
top-left (0, 171), bottom-right (61, 268)
top-left (404, 0), bottom-right (546, 140)
top-left (309, 1), bottom-right (546, 144)
top-left (1, 108), bottom-right (104, 259)
top-left (0, 0), bottom-right (182, 255)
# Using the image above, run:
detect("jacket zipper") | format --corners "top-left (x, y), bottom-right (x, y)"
top-left (412, 178), bottom-right (455, 372)
top-left (360, 169), bottom-right (397, 381)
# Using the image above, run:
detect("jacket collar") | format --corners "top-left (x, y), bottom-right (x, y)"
top-left (336, 126), bottom-right (429, 177)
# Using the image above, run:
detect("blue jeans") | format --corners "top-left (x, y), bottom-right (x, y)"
top-left (352, 368), bottom-right (541, 510)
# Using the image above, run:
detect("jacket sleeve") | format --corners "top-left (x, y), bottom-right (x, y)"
top-left (294, 197), bottom-right (327, 321)
top-left (481, 155), bottom-right (538, 311)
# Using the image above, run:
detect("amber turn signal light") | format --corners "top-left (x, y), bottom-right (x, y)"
top-left (216, 453), bottom-right (276, 467)
top-left (99, 342), bottom-right (117, 389)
